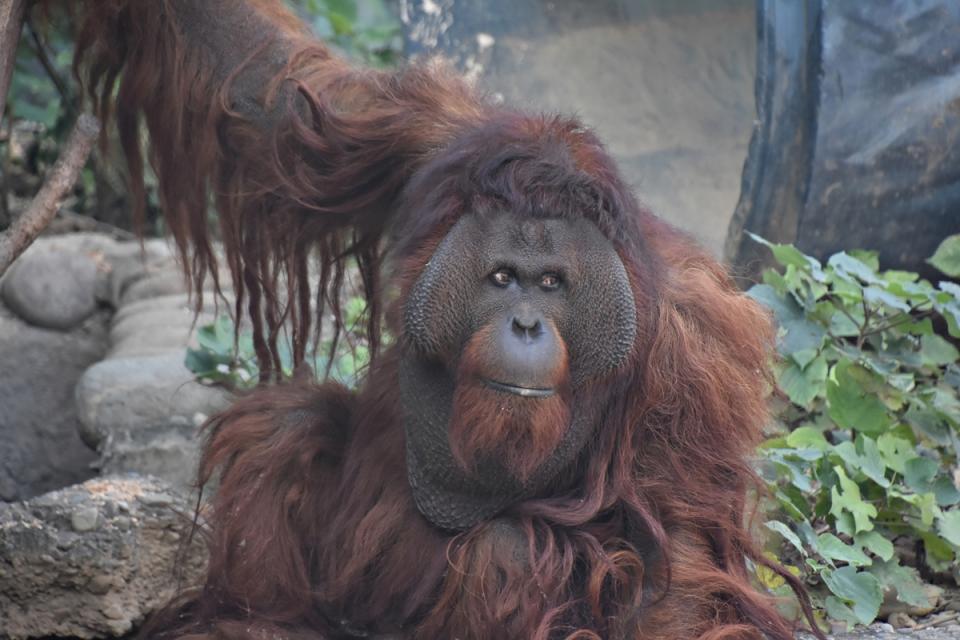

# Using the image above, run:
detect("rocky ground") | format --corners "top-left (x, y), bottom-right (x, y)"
top-left (0, 233), bottom-right (227, 637)
top-left (813, 625), bottom-right (960, 639)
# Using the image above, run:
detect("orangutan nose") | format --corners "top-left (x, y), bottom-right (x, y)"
top-left (497, 310), bottom-right (558, 383)
top-left (511, 312), bottom-right (543, 342)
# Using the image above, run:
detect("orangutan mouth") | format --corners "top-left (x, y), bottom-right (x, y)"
top-left (482, 379), bottom-right (556, 398)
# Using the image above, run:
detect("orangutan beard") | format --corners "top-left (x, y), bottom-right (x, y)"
top-left (447, 327), bottom-right (572, 483)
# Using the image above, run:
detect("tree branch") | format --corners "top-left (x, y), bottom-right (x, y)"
top-left (0, 0), bottom-right (26, 125)
top-left (0, 113), bottom-right (100, 275)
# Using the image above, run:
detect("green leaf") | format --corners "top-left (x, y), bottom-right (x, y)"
top-left (849, 250), bottom-right (880, 271)
top-left (940, 280), bottom-right (960, 299)
top-left (778, 357), bottom-right (828, 408)
top-left (748, 285), bottom-right (827, 358)
top-left (932, 476), bottom-right (960, 507)
top-left (830, 466), bottom-right (877, 533)
top-left (869, 558), bottom-right (931, 608)
top-left (934, 297), bottom-right (960, 339)
top-left (938, 510), bottom-right (960, 547)
top-left (832, 439), bottom-right (889, 488)
top-left (766, 521), bottom-right (807, 557)
top-left (766, 450), bottom-right (816, 492)
top-left (904, 457), bottom-right (939, 493)
top-left (884, 277), bottom-right (932, 305)
top-left (829, 308), bottom-right (863, 337)
top-left (920, 334), bottom-right (960, 367)
top-left (184, 348), bottom-right (218, 376)
top-left (747, 233), bottom-right (825, 279)
top-left (876, 434), bottom-right (915, 474)
top-left (858, 436), bottom-right (889, 488)
top-left (196, 317), bottom-right (235, 357)
top-left (863, 285), bottom-right (911, 313)
top-left (786, 426), bottom-right (830, 451)
top-left (905, 400), bottom-right (951, 444)
top-left (775, 489), bottom-right (810, 522)
top-left (854, 531), bottom-right (894, 562)
top-left (919, 531), bottom-right (956, 571)
top-left (834, 511), bottom-right (857, 537)
top-left (928, 234), bottom-right (960, 277)
top-left (821, 566), bottom-right (882, 625)
top-left (894, 490), bottom-right (939, 528)
top-left (824, 596), bottom-right (858, 630)
top-left (826, 360), bottom-right (890, 435)
top-left (817, 533), bottom-right (871, 566)
top-left (829, 252), bottom-right (880, 285)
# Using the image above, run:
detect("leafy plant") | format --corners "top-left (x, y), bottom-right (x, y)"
top-left (750, 233), bottom-right (960, 629)
top-left (185, 295), bottom-right (372, 390)
top-left (287, 0), bottom-right (402, 67)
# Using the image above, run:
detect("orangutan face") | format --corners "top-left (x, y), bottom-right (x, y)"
top-left (401, 212), bottom-right (636, 528)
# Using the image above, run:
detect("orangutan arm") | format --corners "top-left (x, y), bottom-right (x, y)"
top-left (64, 0), bottom-right (483, 379)
top-left (140, 380), bottom-right (354, 639)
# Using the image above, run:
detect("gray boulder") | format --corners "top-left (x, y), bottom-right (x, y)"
top-left (1, 240), bottom-right (103, 330)
top-left (98, 238), bottom-right (178, 308)
top-left (0, 304), bottom-right (107, 501)
top-left (119, 270), bottom-right (193, 306)
top-left (0, 474), bottom-right (205, 639)
top-left (0, 234), bottom-right (179, 330)
top-left (107, 293), bottom-right (219, 359)
top-left (75, 352), bottom-right (231, 489)
top-left (804, 623), bottom-right (960, 639)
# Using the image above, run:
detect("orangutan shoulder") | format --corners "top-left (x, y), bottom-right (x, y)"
top-left (201, 380), bottom-right (356, 477)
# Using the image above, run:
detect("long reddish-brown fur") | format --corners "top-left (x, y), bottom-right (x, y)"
top-left (47, 1), bottom-right (826, 638)
top-left (448, 321), bottom-right (571, 481)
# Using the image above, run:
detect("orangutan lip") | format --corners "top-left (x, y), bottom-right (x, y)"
top-left (482, 379), bottom-right (556, 398)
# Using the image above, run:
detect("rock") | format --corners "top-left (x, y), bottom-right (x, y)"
top-left (107, 293), bottom-right (219, 359)
top-left (0, 304), bottom-right (106, 501)
top-left (0, 475), bottom-right (205, 639)
top-left (880, 582), bottom-right (943, 619)
top-left (71, 505), bottom-right (100, 532)
top-left (1, 241), bottom-right (103, 330)
top-left (74, 352), bottom-right (232, 489)
top-left (119, 270), bottom-right (192, 306)
top-left (99, 238), bottom-right (177, 308)
top-left (0, 232), bottom-right (177, 330)
top-left (887, 612), bottom-right (916, 629)
top-left (796, 621), bottom-right (960, 639)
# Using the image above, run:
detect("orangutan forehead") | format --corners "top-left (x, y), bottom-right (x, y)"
top-left (518, 220), bottom-right (551, 251)
top-left (471, 212), bottom-right (610, 257)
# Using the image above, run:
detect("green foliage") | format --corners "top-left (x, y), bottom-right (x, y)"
top-left (750, 233), bottom-right (960, 629)
top-left (8, 20), bottom-right (75, 132)
top-left (287, 0), bottom-right (403, 67)
top-left (185, 296), bottom-right (372, 390)
top-left (929, 234), bottom-right (960, 278)
top-left (2, 17), bottom-right (89, 219)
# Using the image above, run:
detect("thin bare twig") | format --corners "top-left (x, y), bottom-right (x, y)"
top-left (0, 113), bottom-right (100, 275)
top-left (26, 18), bottom-right (75, 116)
top-left (0, 0), bottom-right (26, 125)
top-left (1, 116), bottom-right (11, 225)
top-left (913, 612), bottom-right (959, 631)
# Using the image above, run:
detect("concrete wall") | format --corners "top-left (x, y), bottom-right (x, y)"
top-left (401, 0), bottom-right (757, 256)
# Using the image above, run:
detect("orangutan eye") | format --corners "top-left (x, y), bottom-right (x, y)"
top-left (540, 273), bottom-right (561, 290)
top-left (490, 268), bottom-right (515, 287)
